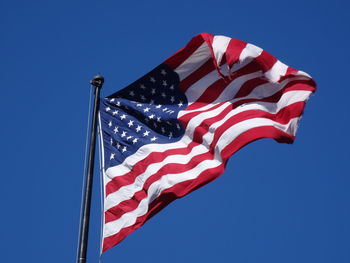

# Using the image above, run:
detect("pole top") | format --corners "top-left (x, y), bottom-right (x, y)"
top-left (90, 74), bottom-right (104, 88)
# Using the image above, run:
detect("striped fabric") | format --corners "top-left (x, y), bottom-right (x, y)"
top-left (98, 33), bottom-right (316, 252)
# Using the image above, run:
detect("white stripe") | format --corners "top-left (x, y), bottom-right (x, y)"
top-left (184, 69), bottom-right (221, 104)
top-left (104, 90), bottom-right (311, 211)
top-left (264, 60), bottom-right (288, 82)
top-left (239, 43), bottom-right (263, 62)
top-left (297, 70), bottom-right (312, 78)
top-left (174, 42), bottom-right (211, 81)
top-left (212, 36), bottom-right (231, 66)
top-left (103, 117), bottom-right (300, 238)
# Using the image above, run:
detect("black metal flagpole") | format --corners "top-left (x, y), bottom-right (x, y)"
top-left (77, 75), bottom-right (104, 263)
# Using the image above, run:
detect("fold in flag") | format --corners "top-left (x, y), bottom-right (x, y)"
top-left (99, 33), bottom-right (316, 252)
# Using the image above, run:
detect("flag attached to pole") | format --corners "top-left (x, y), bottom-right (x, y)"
top-left (98, 33), bottom-right (316, 252)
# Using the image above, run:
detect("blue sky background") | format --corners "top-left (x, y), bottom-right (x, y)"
top-left (1, 0), bottom-right (349, 262)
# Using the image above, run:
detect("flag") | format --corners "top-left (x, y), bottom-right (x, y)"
top-left (98, 33), bottom-right (316, 252)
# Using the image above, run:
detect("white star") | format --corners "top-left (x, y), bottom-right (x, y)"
top-left (143, 107), bottom-right (150, 113)
top-left (110, 98), bottom-right (115, 102)
top-left (126, 135), bottom-right (133, 141)
top-left (150, 99), bottom-right (155, 105)
top-left (105, 107), bottom-right (111, 112)
top-left (144, 118), bottom-right (149, 123)
top-left (143, 130), bottom-right (150, 137)
top-left (140, 84), bottom-right (146, 89)
top-left (127, 120), bottom-right (134, 127)
top-left (113, 126), bottom-right (119, 133)
top-left (110, 153), bottom-right (115, 160)
top-left (161, 127), bottom-right (165, 133)
top-left (149, 114), bottom-right (155, 119)
top-left (129, 91), bottom-right (135, 96)
top-left (176, 123), bottom-right (181, 130)
top-left (150, 77), bottom-right (156, 83)
top-left (120, 114), bottom-right (126, 120)
top-left (178, 101), bottom-right (183, 107)
top-left (162, 107), bottom-right (168, 112)
top-left (157, 117), bottom-right (161, 122)
top-left (161, 92), bottom-right (166, 98)
top-left (121, 131), bottom-right (127, 137)
top-left (153, 122), bottom-right (158, 128)
top-left (116, 142), bottom-right (121, 149)
top-left (110, 138), bottom-right (113, 145)
top-left (155, 104), bottom-right (162, 109)
top-left (132, 138), bottom-right (138, 144)
top-left (169, 85), bottom-right (174, 90)
top-left (151, 88), bottom-right (156, 94)
top-left (122, 146), bottom-right (127, 153)
top-left (140, 95), bottom-right (146, 101)
top-left (170, 96), bottom-right (175, 103)
top-left (108, 121), bottom-right (112, 127)
top-left (169, 132), bottom-right (173, 139)
top-left (135, 125), bottom-right (142, 132)
top-left (112, 110), bottom-right (118, 115)
top-left (116, 101), bottom-right (121, 106)
top-left (162, 80), bottom-right (167, 87)
top-left (161, 69), bottom-right (167, 75)
top-left (150, 136), bottom-right (157, 142)
top-left (136, 103), bottom-right (143, 107)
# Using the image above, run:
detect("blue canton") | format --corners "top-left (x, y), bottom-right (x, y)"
top-left (100, 64), bottom-right (187, 169)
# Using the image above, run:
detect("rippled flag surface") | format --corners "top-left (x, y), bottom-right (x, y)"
top-left (99, 33), bottom-right (316, 252)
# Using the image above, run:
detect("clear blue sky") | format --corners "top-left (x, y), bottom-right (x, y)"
top-left (1, 0), bottom-right (349, 262)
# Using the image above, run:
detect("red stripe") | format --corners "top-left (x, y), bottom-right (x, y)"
top-left (254, 50), bottom-right (278, 73)
top-left (225, 38), bottom-right (247, 67)
top-left (104, 102), bottom-right (305, 223)
top-left (285, 66), bottom-right (298, 76)
top-left (102, 125), bottom-right (294, 252)
top-left (219, 53), bottom-right (227, 66)
top-left (185, 77), bottom-right (231, 111)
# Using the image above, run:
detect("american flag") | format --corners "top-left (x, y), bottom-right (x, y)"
top-left (99, 33), bottom-right (316, 252)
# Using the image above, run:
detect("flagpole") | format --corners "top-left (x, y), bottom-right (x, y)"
top-left (77, 75), bottom-right (104, 263)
